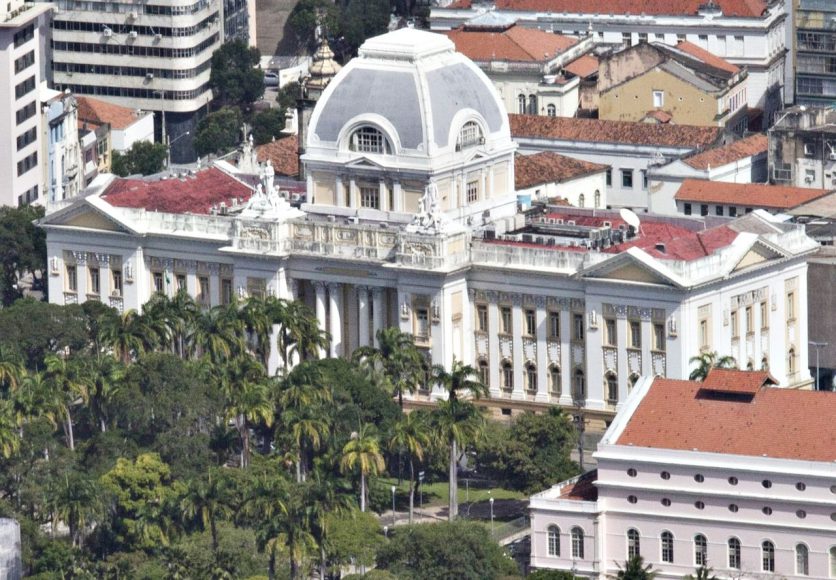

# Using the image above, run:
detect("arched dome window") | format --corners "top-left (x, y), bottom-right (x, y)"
top-left (457, 121), bottom-right (484, 150)
top-left (349, 126), bottom-right (391, 154)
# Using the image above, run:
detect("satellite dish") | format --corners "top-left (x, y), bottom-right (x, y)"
top-left (620, 208), bottom-right (641, 230)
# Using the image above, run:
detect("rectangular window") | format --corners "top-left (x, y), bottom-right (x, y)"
top-left (786, 291), bottom-right (795, 319)
top-left (360, 186), bottom-right (380, 209)
top-left (621, 169), bottom-right (634, 189)
top-left (652, 90), bottom-right (664, 108)
top-left (198, 276), bottom-right (210, 305)
top-left (415, 308), bottom-right (429, 338)
top-left (605, 318), bottom-right (616, 346)
top-left (745, 306), bottom-right (754, 334)
top-left (629, 321), bottom-right (641, 348)
top-left (549, 311), bottom-right (560, 338)
top-left (14, 76), bottom-right (35, 100)
top-left (760, 302), bottom-right (768, 329)
top-left (16, 127), bottom-right (37, 151)
top-left (573, 313), bottom-right (584, 341)
top-left (89, 267), bottom-right (100, 295)
top-left (622, 32), bottom-right (631, 46)
top-left (112, 270), bottom-right (123, 296)
top-left (699, 319), bottom-right (709, 349)
top-left (729, 206), bottom-right (737, 217)
top-left (653, 323), bottom-right (665, 351)
top-left (13, 24), bottom-right (34, 48)
top-left (731, 310), bottom-right (739, 338)
top-left (525, 309), bottom-right (536, 336)
top-left (221, 278), bottom-right (233, 305)
top-left (466, 180), bottom-right (478, 204)
top-left (152, 271), bottom-right (164, 294)
top-left (16, 101), bottom-right (36, 125)
top-left (176, 273), bottom-right (187, 293)
top-left (14, 50), bottom-right (35, 74)
top-left (500, 306), bottom-right (512, 334)
top-left (16, 151), bottom-right (37, 176)
top-left (683, 203), bottom-right (692, 215)
top-left (66, 265), bottom-right (77, 292)
top-left (677, 33), bottom-right (686, 42)
top-left (638, 32), bottom-right (647, 43)
top-left (605, 169), bottom-right (612, 187)
top-left (698, 34), bottom-right (708, 46)
top-left (715, 205), bottom-right (724, 216)
top-left (476, 304), bottom-right (488, 332)
top-left (700, 204), bottom-right (709, 216)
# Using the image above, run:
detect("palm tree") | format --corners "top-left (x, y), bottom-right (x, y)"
top-left (241, 295), bottom-right (277, 370)
top-left (685, 565), bottom-right (719, 580)
top-left (179, 469), bottom-right (233, 556)
top-left (45, 473), bottom-right (100, 547)
top-left (280, 300), bottom-right (328, 365)
top-left (189, 303), bottom-right (246, 364)
top-left (144, 290), bottom-right (199, 358)
top-left (0, 357), bottom-right (23, 391)
top-left (0, 400), bottom-right (20, 458)
top-left (389, 411), bottom-right (431, 523)
top-left (431, 359), bottom-right (488, 521)
top-left (689, 351), bottom-right (738, 381)
top-left (615, 555), bottom-right (659, 580)
top-left (99, 309), bottom-right (157, 364)
top-left (84, 355), bottom-right (125, 432)
top-left (43, 354), bottom-right (90, 451)
top-left (353, 327), bottom-right (426, 410)
top-left (241, 470), bottom-right (290, 580)
top-left (339, 424), bottom-right (385, 512)
top-left (306, 473), bottom-right (353, 580)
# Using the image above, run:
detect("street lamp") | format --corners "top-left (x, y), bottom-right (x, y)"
top-left (391, 485), bottom-right (396, 528)
top-left (809, 341), bottom-right (828, 391)
top-left (166, 131), bottom-right (190, 173)
top-left (489, 497), bottom-right (495, 537)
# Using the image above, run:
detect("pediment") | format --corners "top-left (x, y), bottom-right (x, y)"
top-left (581, 253), bottom-right (680, 287)
top-left (48, 205), bottom-right (131, 234)
top-left (346, 156), bottom-right (385, 169)
top-left (731, 243), bottom-right (784, 272)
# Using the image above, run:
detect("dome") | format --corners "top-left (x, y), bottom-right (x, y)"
top-left (306, 28), bottom-right (511, 155)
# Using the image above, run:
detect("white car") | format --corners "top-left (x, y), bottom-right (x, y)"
top-left (263, 72), bottom-right (279, 87)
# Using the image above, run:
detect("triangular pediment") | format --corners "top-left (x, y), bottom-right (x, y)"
top-left (346, 156), bottom-right (384, 169)
top-left (732, 242), bottom-right (784, 272)
top-left (46, 204), bottom-right (132, 234)
top-left (581, 251), bottom-right (681, 287)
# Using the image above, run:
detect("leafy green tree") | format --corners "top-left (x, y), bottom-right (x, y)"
top-left (388, 411), bottom-right (430, 523)
top-left (340, 0), bottom-right (390, 54)
top-left (287, 0), bottom-right (341, 49)
top-left (431, 359), bottom-right (488, 520)
top-left (689, 351), bottom-right (737, 381)
top-left (276, 82), bottom-right (301, 112)
top-left (178, 469), bottom-right (233, 557)
top-left (167, 521), bottom-right (268, 580)
top-left (251, 108), bottom-right (287, 146)
top-left (340, 424), bottom-right (385, 513)
top-left (0, 400), bottom-right (21, 458)
top-left (0, 300), bottom-right (90, 369)
top-left (375, 521), bottom-right (517, 580)
top-left (353, 327), bottom-right (425, 411)
top-left (477, 408), bottom-right (578, 494)
top-left (527, 571), bottom-right (576, 580)
top-left (98, 309), bottom-right (158, 365)
top-left (189, 301), bottom-right (246, 363)
top-left (684, 565), bottom-right (719, 580)
top-left (43, 354), bottom-right (90, 451)
top-left (616, 555), bottom-right (659, 580)
top-left (209, 40), bottom-right (264, 107)
top-left (194, 107), bottom-right (244, 157)
top-left (0, 205), bottom-right (46, 306)
top-left (323, 510), bottom-right (383, 575)
top-left (111, 141), bottom-right (167, 177)
top-left (81, 354), bottom-right (125, 433)
top-left (142, 290), bottom-right (199, 359)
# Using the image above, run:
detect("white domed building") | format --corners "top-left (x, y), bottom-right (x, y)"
top-left (302, 28), bottom-right (518, 224)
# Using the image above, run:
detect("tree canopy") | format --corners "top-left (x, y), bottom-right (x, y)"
top-left (194, 107), bottom-right (244, 157)
top-left (110, 141), bottom-right (167, 177)
top-left (0, 205), bottom-right (46, 306)
top-left (209, 40), bottom-right (264, 107)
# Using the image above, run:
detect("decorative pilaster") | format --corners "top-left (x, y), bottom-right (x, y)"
top-left (328, 282), bottom-right (342, 358)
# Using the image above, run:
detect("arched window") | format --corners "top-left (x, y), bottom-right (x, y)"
top-left (478, 359), bottom-right (489, 387)
top-left (788, 347), bottom-right (796, 375)
top-left (578, 193), bottom-right (585, 208)
top-left (796, 544), bottom-right (809, 576)
top-left (661, 531), bottom-right (674, 564)
top-left (525, 363), bottom-right (537, 392)
top-left (571, 527), bottom-right (584, 559)
top-left (457, 121), bottom-right (483, 150)
top-left (762, 540), bottom-right (775, 572)
top-left (518, 95), bottom-right (526, 114)
top-left (501, 361), bottom-right (513, 391)
top-left (627, 529), bottom-right (641, 559)
top-left (694, 534), bottom-right (708, 566)
top-left (528, 94), bottom-right (538, 115)
top-left (548, 525), bottom-right (561, 556)
top-left (728, 538), bottom-right (741, 569)
top-left (349, 126), bottom-right (391, 154)
top-left (606, 372), bottom-right (618, 403)
top-left (761, 356), bottom-right (769, 370)
top-left (746, 359), bottom-right (754, 371)
top-left (549, 365), bottom-right (561, 396)
top-left (572, 369), bottom-right (586, 402)
top-left (546, 104), bottom-right (556, 117)
top-left (594, 190), bottom-right (601, 208)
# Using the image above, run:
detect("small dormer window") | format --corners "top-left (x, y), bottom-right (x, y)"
top-left (350, 126), bottom-right (390, 154)
top-left (457, 121), bottom-right (483, 150)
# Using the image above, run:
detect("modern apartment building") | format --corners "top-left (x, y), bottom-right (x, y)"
top-left (0, 0), bottom-right (52, 206)
top-left (46, 0), bottom-right (248, 162)
top-left (794, 0), bottom-right (836, 107)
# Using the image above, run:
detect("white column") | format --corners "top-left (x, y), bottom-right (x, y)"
top-left (335, 177), bottom-right (345, 207)
top-left (314, 281), bottom-right (327, 359)
top-left (372, 287), bottom-right (384, 346)
top-left (479, 169), bottom-right (487, 204)
top-left (349, 178), bottom-right (357, 208)
top-left (558, 310), bottom-right (573, 406)
top-left (379, 180), bottom-right (387, 212)
top-left (488, 300), bottom-right (501, 397)
top-left (511, 299), bottom-right (525, 400)
top-left (393, 181), bottom-right (403, 212)
top-left (616, 316), bottom-right (630, 406)
top-left (328, 282), bottom-right (342, 358)
top-left (358, 286), bottom-right (370, 347)
top-left (641, 317), bottom-right (653, 377)
top-left (535, 301), bottom-right (549, 402)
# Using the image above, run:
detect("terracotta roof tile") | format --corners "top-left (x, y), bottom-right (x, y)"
top-left (675, 179), bottom-right (829, 209)
top-left (440, 0), bottom-right (767, 17)
top-left (515, 152), bottom-right (607, 189)
top-left (683, 134), bottom-right (768, 169)
top-left (672, 40), bottom-right (741, 74)
top-left (445, 24), bottom-right (577, 62)
top-left (617, 372), bottom-right (836, 462)
top-left (255, 135), bottom-right (299, 178)
top-left (644, 110), bottom-right (673, 123)
top-left (564, 54), bottom-right (598, 78)
top-left (701, 368), bottom-right (777, 393)
top-left (103, 167), bottom-right (253, 214)
top-left (559, 470), bottom-right (598, 501)
top-left (510, 114), bottom-right (722, 149)
top-left (76, 96), bottom-right (144, 131)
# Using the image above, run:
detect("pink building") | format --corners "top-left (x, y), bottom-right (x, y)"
top-left (530, 369), bottom-right (836, 579)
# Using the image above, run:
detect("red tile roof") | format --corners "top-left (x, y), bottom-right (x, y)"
top-left (683, 134), bottom-right (768, 169)
top-left (701, 368), bottom-right (777, 393)
top-left (255, 135), bottom-right (299, 178)
top-left (559, 470), bottom-right (598, 501)
top-left (564, 54), bottom-right (599, 79)
top-left (76, 96), bottom-right (144, 131)
top-left (103, 167), bottom-right (253, 214)
top-left (644, 110), bottom-right (673, 124)
top-left (515, 152), bottom-right (607, 189)
top-left (445, 24), bottom-right (577, 62)
top-left (510, 114), bottom-right (722, 149)
top-left (617, 373), bottom-right (836, 462)
top-left (611, 222), bottom-right (739, 261)
top-left (673, 40), bottom-right (741, 74)
top-left (441, 0), bottom-right (767, 17)
top-left (675, 179), bottom-right (829, 210)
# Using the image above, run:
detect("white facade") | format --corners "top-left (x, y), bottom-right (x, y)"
top-left (431, 1), bottom-right (789, 116)
top-left (41, 86), bottom-right (83, 203)
top-left (516, 168), bottom-right (607, 209)
top-left (530, 374), bottom-right (836, 579)
top-left (0, 0), bottom-right (51, 206)
top-left (40, 30), bottom-right (817, 414)
top-left (111, 111), bottom-right (155, 153)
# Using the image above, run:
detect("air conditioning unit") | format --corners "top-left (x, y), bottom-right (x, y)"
top-left (154, 33), bottom-right (162, 40)
top-left (829, 153), bottom-right (836, 161)
top-left (102, 27), bottom-right (113, 37)
top-left (146, 72), bottom-right (154, 80)
top-left (129, 30), bottom-right (138, 39)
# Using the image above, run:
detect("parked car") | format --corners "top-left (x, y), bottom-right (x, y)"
top-left (263, 72), bottom-right (279, 87)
